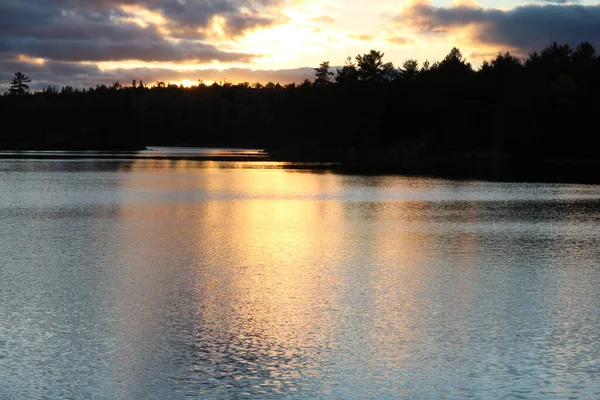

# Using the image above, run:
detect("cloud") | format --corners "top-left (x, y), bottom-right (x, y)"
top-left (349, 33), bottom-right (375, 42)
top-left (0, 0), bottom-right (285, 63)
top-left (7, 41), bottom-right (254, 63)
top-left (381, 30), bottom-right (414, 48)
top-left (385, 36), bottom-right (413, 47)
top-left (398, 0), bottom-right (600, 53)
top-left (308, 15), bottom-right (337, 25)
top-left (533, 0), bottom-right (578, 3)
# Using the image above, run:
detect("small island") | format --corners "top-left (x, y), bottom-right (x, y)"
top-left (2, 42), bottom-right (600, 182)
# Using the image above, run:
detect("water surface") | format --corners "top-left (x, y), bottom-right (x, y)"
top-left (1, 150), bottom-right (600, 399)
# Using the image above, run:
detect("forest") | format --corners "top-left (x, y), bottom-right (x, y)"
top-left (2, 42), bottom-right (600, 180)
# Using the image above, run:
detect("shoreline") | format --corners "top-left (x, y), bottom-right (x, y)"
top-left (1, 146), bottom-right (599, 184)
top-left (267, 146), bottom-right (600, 184)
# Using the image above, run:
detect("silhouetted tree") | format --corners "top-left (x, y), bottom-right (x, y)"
top-left (314, 61), bottom-right (334, 85)
top-left (572, 42), bottom-right (596, 64)
top-left (436, 47), bottom-right (473, 77)
top-left (9, 72), bottom-right (31, 95)
top-left (571, 42), bottom-right (596, 81)
top-left (401, 59), bottom-right (419, 80)
top-left (43, 86), bottom-right (57, 95)
top-left (300, 79), bottom-right (312, 88)
top-left (481, 52), bottom-right (523, 84)
top-left (356, 50), bottom-right (397, 82)
top-left (2, 40), bottom-right (600, 172)
top-left (492, 52), bottom-right (522, 70)
top-left (336, 56), bottom-right (358, 84)
top-left (527, 42), bottom-right (573, 82)
top-left (542, 42), bottom-right (572, 68)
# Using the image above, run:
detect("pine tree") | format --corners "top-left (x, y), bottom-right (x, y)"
top-left (9, 72), bottom-right (31, 95)
top-left (314, 61), bottom-right (334, 85)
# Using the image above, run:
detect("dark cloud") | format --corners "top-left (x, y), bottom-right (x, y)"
top-left (0, 0), bottom-right (282, 63)
top-left (399, 1), bottom-right (600, 53)
top-left (533, 0), bottom-right (577, 3)
top-left (6, 38), bottom-right (254, 63)
top-left (39, 0), bottom-right (282, 32)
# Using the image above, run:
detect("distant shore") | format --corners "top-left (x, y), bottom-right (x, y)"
top-left (1, 144), bottom-right (599, 184)
top-left (0, 143), bottom-right (147, 152)
top-left (4, 42), bottom-right (600, 186)
top-left (267, 145), bottom-right (600, 184)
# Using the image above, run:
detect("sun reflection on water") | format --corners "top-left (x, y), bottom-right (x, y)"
top-left (4, 158), bottom-right (599, 398)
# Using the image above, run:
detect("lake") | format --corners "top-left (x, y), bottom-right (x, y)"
top-left (1, 148), bottom-right (600, 399)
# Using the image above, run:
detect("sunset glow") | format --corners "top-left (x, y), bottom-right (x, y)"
top-left (2, 0), bottom-right (600, 90)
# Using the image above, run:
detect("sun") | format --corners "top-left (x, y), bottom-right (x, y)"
top-left (180, 79), bottom-right (195, 88)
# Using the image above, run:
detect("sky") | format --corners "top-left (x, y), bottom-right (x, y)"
top-left (1, 0), bottom-right (600, 91)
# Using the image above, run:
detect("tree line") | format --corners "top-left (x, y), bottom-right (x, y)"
top-left (1, 42), bottom-right (599, 171)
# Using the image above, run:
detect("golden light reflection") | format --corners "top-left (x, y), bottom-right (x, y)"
top-left (117, 162), bottom-right (350, 350)
top-left (111, 161), bottom-right (492, 374)
top-left (198, 172), bottom-right (347, 349)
